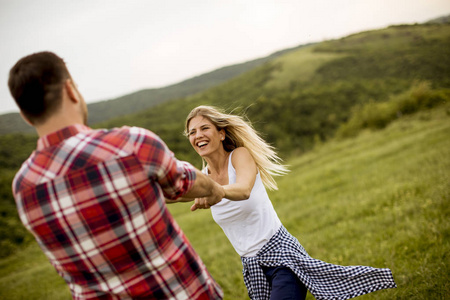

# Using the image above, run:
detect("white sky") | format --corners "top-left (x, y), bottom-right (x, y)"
top-left (1, 0), bottom-right (449, 115)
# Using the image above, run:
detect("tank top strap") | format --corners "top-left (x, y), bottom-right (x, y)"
top-left (227, 150), bottom-right (236, 185)
top-left (228, 150), bottom-right (235, 171)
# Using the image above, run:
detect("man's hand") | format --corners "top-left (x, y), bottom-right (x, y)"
top-left (190, 181), bottom-right (224, 211)
top-left (190, 197), bottom-right (210, 211)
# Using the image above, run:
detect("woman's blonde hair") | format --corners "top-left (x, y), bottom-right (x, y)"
top-left (185, 105), bottom-right (288, 190)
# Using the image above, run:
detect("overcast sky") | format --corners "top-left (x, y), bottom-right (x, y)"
top-left (1, 0), bottom-right (449, 115)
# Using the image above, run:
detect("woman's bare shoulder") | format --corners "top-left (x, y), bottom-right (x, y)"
top-left (232, 147), bottom-right (251, 158)
top-left (231, 147), bottom-right (256, 167)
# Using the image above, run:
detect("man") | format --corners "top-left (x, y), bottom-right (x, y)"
top-left (8, 51), bottom-right (224, 299)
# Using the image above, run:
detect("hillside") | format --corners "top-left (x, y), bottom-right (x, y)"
top-left (0, 45), bottom-right (306, 135)
top-left (1, 101), bottom-right (448, 299)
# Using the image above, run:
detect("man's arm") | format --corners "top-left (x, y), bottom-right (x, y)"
top-left (165, 169), bottom-right (224, 205)
top-left (184, 169), bottom-right (224, 206)
top-left (165, 197), bottom-right (194, 204)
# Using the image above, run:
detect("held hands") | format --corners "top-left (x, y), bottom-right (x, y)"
top-left (190, 182), bottom-right (225, 211)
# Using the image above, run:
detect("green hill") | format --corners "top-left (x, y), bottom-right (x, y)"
top-left (426, 13), bottom-right (450, 24)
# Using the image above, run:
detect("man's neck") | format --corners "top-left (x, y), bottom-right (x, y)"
top-left (35, 116), bottom-right (84, 137)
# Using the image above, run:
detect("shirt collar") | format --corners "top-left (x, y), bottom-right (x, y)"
top-left (37, 124), bottom-right (92, 150)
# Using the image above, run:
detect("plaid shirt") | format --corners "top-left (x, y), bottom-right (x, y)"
top-left (12, 124), bottom-right (223, 300)
top-left (241, 226), bottom-right (396, 300)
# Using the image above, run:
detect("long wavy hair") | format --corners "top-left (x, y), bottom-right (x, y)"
top-left (185, 105), bottom-right (288, 190)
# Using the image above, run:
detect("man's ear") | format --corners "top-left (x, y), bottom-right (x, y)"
top-left (19, 110), bottom-right (33, 126)
top-left (65, 79), bottom-right (79, 103)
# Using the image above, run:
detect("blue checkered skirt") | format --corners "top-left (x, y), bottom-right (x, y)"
top-left (241, 226), bottom-right (396, 300)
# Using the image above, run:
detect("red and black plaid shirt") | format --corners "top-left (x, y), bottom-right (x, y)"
top-left (12, 124), bottom-right (223, 299)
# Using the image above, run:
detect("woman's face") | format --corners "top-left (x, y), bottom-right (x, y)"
top-left (188, 115), bottom-right (225, 157)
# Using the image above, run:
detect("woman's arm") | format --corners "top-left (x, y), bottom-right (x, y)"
top-left (223, 147), bottom-right (257, 200)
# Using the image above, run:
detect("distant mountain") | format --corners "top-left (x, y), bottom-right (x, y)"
top-left (426, 14), bottom-right (450, 24)
top-left (0, 45), bottom-right (308, 135)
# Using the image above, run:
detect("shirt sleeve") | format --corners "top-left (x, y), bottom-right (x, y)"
top-left (130, 127), bottom-right (197, 199)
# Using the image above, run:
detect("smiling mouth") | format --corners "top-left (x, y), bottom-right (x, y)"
top-left (197, 141), bottom-right (208, 148)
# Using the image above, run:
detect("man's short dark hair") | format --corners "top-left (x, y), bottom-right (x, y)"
top-left (8, 51), bottom-right (71, 124)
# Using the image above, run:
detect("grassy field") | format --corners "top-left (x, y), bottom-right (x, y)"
top-left (0, 104), bottom-right (448, 299)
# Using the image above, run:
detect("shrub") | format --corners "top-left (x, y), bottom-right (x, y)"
top-left (336, 82), bottom-right (449, 138)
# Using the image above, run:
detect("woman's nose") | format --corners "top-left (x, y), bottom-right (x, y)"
top-left (195, 131), bottom-right (204, 139)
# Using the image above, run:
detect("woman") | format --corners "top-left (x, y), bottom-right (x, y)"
top-left (178, 105), bottom-right (396, 300)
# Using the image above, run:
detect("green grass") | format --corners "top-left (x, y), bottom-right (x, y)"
top-left (1, 104), bottom-right (449, 299)
top-left (0, 243), bottom-right (70, 299)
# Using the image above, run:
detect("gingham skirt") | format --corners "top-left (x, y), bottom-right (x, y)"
top-left (241, 226), bottom-right (396, 300)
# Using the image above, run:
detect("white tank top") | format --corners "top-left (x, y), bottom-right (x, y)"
top-left (209, 151), bottom-right (282, 257)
